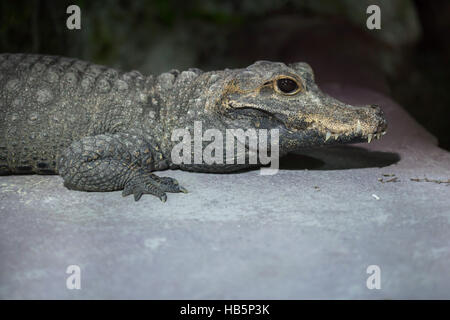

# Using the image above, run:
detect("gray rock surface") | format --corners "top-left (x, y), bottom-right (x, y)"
top-left (0, 84), bottom-right (449, 299)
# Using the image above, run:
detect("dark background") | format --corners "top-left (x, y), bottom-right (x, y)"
top-left (1, 0), bottom-right (449, 150)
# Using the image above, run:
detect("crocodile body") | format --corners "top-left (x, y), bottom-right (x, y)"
top-left (0, 53), bottom-right (387, 201)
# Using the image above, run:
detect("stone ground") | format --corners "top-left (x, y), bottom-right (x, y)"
top-left (0, 84), bottom-right (449, 299)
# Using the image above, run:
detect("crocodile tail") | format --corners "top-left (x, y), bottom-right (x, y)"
top-left (0, 95), bottom-right (10, 175)
top-left (0, 144), bottom-right (10, 175)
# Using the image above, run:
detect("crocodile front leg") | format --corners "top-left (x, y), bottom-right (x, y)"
top-left (57, 133), bottom-right (187, 201)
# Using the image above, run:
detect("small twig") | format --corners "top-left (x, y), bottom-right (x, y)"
top-left (378, 174), bottom-right (399, 183)
top-left (410, 178), bottom-right (450, 185)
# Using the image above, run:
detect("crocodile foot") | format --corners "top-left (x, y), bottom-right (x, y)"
top-left (122, 173), bottom-right (188, 202)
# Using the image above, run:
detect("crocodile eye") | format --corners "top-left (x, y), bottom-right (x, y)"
top-left (275, 78), bottom-right (300, 95)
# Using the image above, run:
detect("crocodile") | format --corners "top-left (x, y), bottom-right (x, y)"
top-left (0, 53), bottom-right (387, 201)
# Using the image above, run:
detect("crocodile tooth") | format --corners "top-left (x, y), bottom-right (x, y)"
top-left (356, 120), bottom-right (362, 132)
top-left (325, 131), bottom-right (331, 141)
top-left (367, 134), bottom-right (373, 143)
top-left (376, 133), bottom-right (381, 139)
top-left (333, 134), bottom-right (339, 140)
top-left (381, 131), bottom-right (386, 135)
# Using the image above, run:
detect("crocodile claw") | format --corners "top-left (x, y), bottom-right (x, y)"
top-left (122, 172), bottom-right (187, 202)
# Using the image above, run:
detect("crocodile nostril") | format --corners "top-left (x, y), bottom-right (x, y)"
top-left (370, 104), bottom-right (386, 119)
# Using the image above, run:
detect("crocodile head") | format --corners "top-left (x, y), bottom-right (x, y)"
top-left (211, 61), bottom-right (387, 155)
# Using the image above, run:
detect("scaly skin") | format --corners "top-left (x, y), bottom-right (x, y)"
top-left (0, 53), bottom-right (387, 201)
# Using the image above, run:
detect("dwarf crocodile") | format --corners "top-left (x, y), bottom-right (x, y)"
top-left (0, 53), bottom-right (387, 201)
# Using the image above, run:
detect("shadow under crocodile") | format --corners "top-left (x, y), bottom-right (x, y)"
top-left (279, 145), bottom-right (400, 171)
top-left (195, 145), bottom-right (401, 175)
